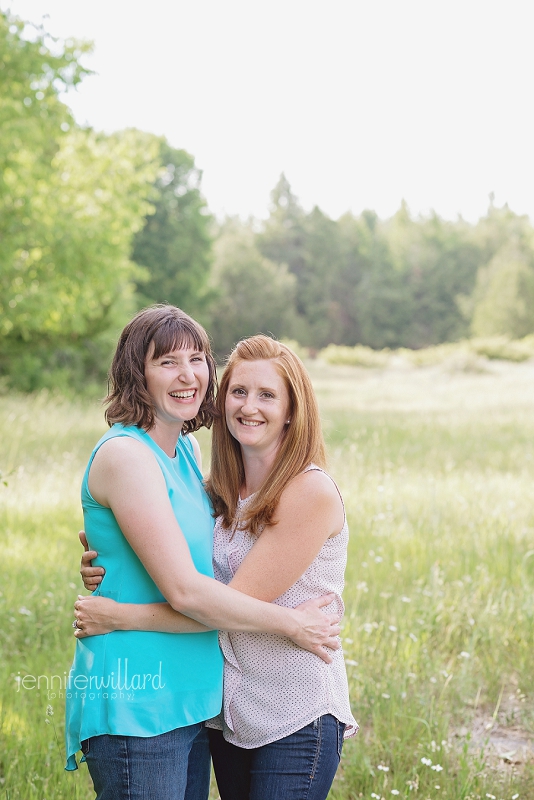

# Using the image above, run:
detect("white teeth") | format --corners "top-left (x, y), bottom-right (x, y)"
top-left (170, 390), bottom-right (195, 398)
top-left (240, 419), bottom-right (262, 426)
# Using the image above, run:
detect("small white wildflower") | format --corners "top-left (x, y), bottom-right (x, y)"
top-left (401, 692), bottom-right (407, 699)
top-left (401, 596), bottom-right (411, 603)
top-left (375, 556), bottom-right (383, 563)
top-left (378, 485), bottom-right (384, 492)
top-left (344, 638), bottom-right (354, 644)
top-left (430, 677), bottom-right (437, 684)
top-left (362, 561), bottom-right (368, 568)
top-left (431, 764), bottom-right (443, 772)
top-left (389, 625), bottom-right (397, 632)
top-left (391, 791), bottom-right (400, 796)
top-left (459, 651), bottom-right (470, 659)
top-left (18, 606), bottom-right (32, 616)
top-left (377, 764), bottom-right (389, 771)
top-left (485, 794), bottom-right (496, 799)
top-left (512, 794), bottom-right (519, 799)
top-left (371, 794), bottom-right (381, 799)
top-left (421, 757), bottom-right (432, 766)
top-left (382, 693), bottom-right (390, 699)
top-left (357, 581), bottom-right (369, 592)
top-left (394, 561), bottom-right (402, 570)
top-left (46, 705), bottom-right (54, 716)
top-left (409, 633), bottom-right (418, 642)
top-left (345, 659), bottom-right (358, 667)
top-left (380, 591), bottom-right (392, 599)
top-left (363, 623), bottom-right (374, 633)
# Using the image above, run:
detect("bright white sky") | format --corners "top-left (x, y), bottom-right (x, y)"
top-left (4, 0), bottom-right (534, 223)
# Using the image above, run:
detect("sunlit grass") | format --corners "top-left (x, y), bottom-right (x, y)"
top-left (1, 360), bottom-right (534, 799)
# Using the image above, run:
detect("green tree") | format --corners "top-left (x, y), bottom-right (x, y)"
top-left (208, 219), bottom-right (297, 357)
top-left (468, 204), bottom-right (534, 338)
top-left (383, 206), bottom-right (483, 347)
top-left (258, 176), bottom-right (345, 348)
top-left (337, 210), bottom-right (414, 349)
top-left (0, 11), bottom-right (161, 390)
top-left (131, 140), bottom-right (213, 318)
top-left (0, 127), bottom-right (160, 390)
top-left (0, 11), bottom-right (90, 287)
top-left (471, 244), bottom-right (534, 338)
top-left (257, 174), bottom-right (307, 274)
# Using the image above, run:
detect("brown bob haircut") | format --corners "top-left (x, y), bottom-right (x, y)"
top-left (105, 305), bottom-right (218, 434)
top-left (206, 335), bottom-right (326, 535)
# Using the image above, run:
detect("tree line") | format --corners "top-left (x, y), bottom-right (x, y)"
top-left (2, 11), bottom-right (534, 392)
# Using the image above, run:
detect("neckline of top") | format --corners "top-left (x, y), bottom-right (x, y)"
top-left (238, 464), bottom-right (322, 503)
top-left (138, 426), bottom-right (179, 461)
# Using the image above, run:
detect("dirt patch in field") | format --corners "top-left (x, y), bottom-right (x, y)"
top-left (452, 690), bottom-right (534, 772)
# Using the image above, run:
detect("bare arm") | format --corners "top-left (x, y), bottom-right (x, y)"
top-left (76, 437), bottom-right (339, 660)
top-left (78, 532), bottom-right (211, 635)
top-left (228, 469), bottom-right (344, 601)
top-left (77, 470), bottom-right (343, 643)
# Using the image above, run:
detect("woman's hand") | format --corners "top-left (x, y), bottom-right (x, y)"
top-left (79, 530), bottom-right (105, 591)
top-left (73, 595), bottom-right (121, 638)
top-left (288, 594), bottom-right (341, 664)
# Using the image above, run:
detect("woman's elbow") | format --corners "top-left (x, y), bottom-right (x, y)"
top-left (166, 576), bottom-right (204, 614)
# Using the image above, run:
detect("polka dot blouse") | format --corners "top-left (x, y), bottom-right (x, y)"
top-left (205, 466), bottom-right (359, 748)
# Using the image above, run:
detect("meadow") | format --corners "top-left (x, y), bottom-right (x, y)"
top-left (1, 358), bottom-right (533, 799)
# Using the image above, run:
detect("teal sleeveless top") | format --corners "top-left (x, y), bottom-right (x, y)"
top-left (65, 424), bottom-right (223, 770)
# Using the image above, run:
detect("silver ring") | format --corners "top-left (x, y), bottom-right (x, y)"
top-left (72, 619), bottom-right (79, 629)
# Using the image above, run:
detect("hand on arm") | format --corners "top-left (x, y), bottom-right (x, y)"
top-left (73, 595), bottom-right (212, 638)
top-left (78, 532), bottom-right (203, 636)
top-left (79, 531), bottom-right (104, 591)
top-left (76, 466), bottom-right (343, 660)
top-left (77, 438), bottom-right (337, 661)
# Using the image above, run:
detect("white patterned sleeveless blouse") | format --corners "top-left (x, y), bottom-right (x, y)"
top-left (205, 465), bottom-right (359, 748)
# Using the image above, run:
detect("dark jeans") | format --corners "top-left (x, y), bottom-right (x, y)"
top-left (82, 723), bottom-right (210, 800)
top-left (208, 715), bottom-right (345, 800)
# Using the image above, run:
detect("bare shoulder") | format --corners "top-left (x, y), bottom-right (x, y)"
top-left (284, 468), bottom-right (342, 505)
top-left (91, 435), bottom-right (159, 475)
top-left (277, 469), bottom-right (344, 535)
top-left (89, 435), bottom-right (164, 507)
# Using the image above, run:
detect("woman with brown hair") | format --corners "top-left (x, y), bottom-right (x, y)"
top-left (66, 309), bottom-right (341, 800)
top-left (77, 333), bottom-right (357, 799)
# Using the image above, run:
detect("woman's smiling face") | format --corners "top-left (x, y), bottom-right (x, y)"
top-left (225, 359), bottom-right (291, 456)
top-left (144, 342), bottom-right (209, 428)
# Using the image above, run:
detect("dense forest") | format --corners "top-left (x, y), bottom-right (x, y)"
top-left (2, 11), bottom-right (534, 391)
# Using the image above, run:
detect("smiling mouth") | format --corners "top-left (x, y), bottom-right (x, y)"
top-left (169, 390), bottom-right (196, 399)
top-left (238, 418), bottom-right (263, 427)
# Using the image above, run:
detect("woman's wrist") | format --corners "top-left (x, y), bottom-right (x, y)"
top-left (112, 603), bottom-right (130, 632)
top-left (274, 606), bottom-right (299, 639)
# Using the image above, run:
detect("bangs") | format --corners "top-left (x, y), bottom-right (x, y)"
top-left (149, 317), bottom-right (209, 360)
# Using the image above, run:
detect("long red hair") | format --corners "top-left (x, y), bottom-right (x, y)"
top-left (206, 335), bottom-right (326, 534)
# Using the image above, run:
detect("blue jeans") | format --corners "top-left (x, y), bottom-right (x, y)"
top-left (82, 723), bottom-right (210, 800)
top-left (208, 715), bottom-right (345, 800)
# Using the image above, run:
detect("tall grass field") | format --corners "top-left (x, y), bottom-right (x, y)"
top-left (1, 358), bottom-right (533, 799)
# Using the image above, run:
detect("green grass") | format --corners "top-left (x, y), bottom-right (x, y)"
top-left (2, 360), bottom-right (534, 799)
